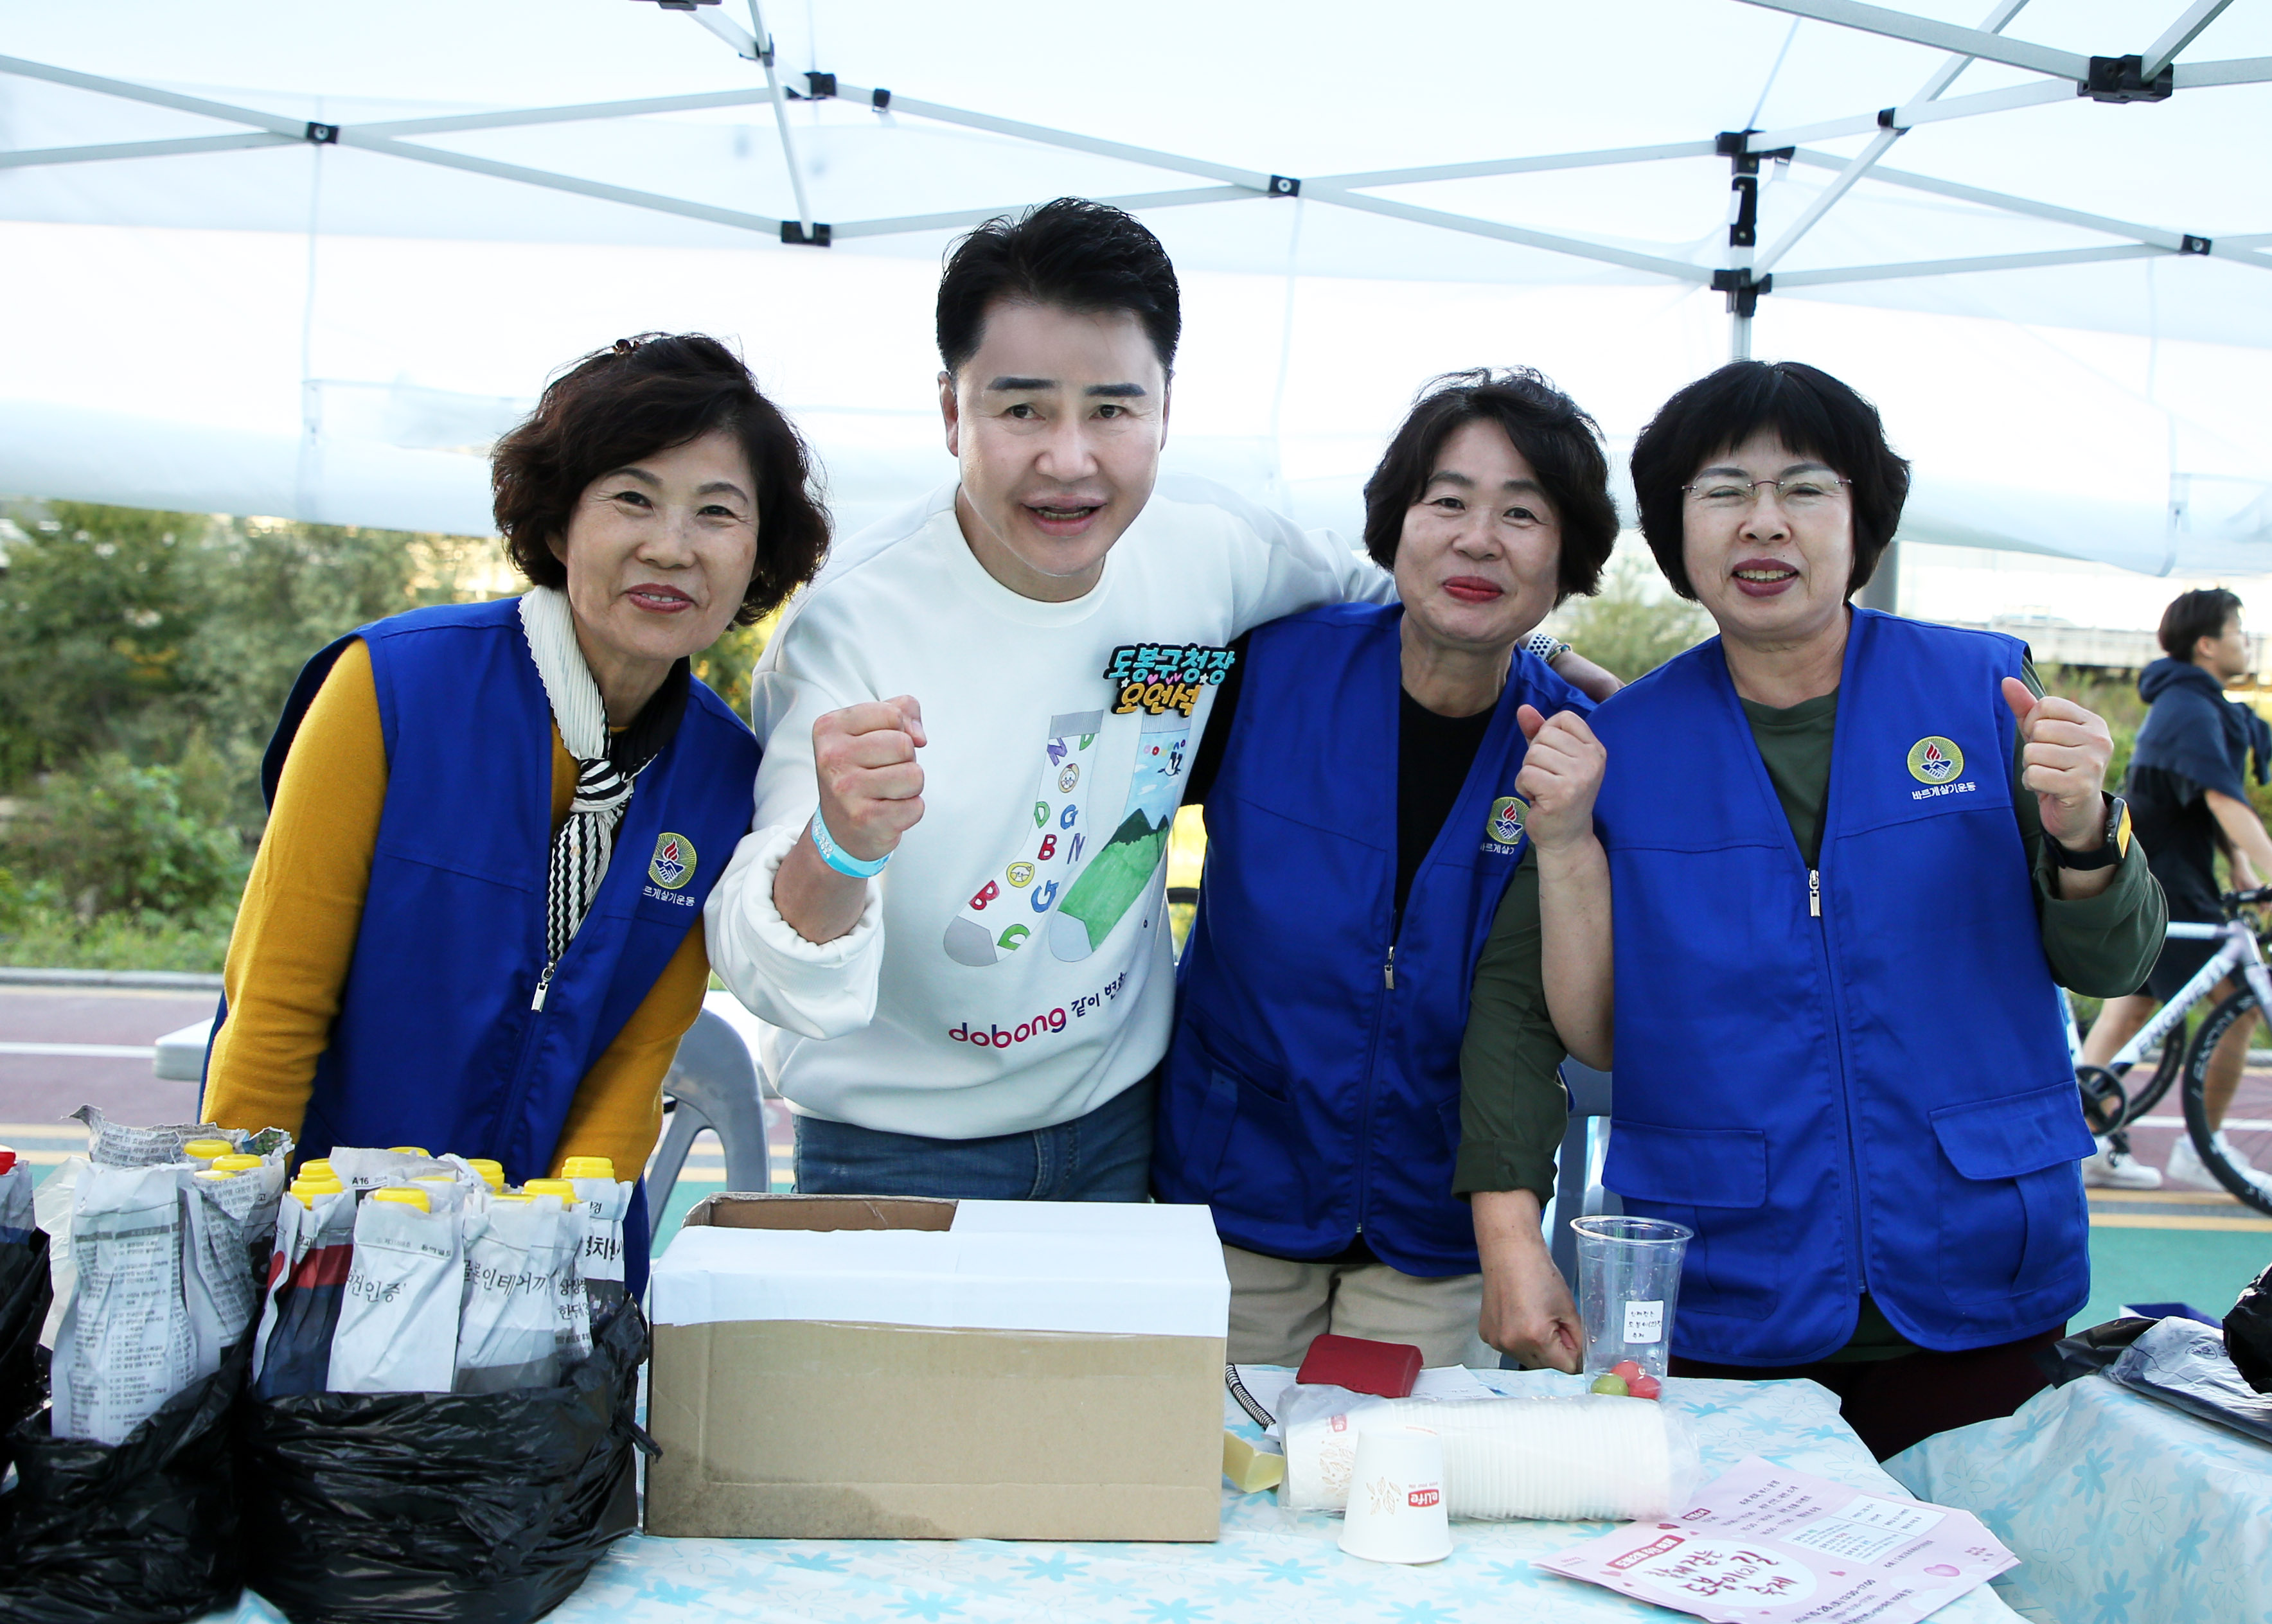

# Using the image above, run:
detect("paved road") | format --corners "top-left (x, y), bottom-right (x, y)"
top-left (0, 985), bottom-right (216, 1128)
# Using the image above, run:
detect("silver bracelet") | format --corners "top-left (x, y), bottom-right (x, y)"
top-left (1523, 630), bottom-right (1572, 664)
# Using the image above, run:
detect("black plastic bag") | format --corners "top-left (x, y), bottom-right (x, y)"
top-left (2037, 1315), bottom-right (2156, 1386)
top-left (2104, 1316), bottom-right (2272, 1447)
top-left (0, 1226), bottom-right (53, 1463)
top-left (2226, 1262), bottom-right (2272, 1395)
top-left (240, 1298), bottom-right (652, 1624)
top-left (0, 1338), bottom-right (247, 1624)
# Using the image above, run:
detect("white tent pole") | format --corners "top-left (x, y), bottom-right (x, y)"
top-left (1776, 243), bottom-right (2167, 285)
top-left (1750, 79), bottom-right (2067, 148)
top-left (1313, 143), bottom-right (1717, 189)
top-left (0, 132), bottom-right (295, 170)
top-left (826, 82), bottom-right (1274, 192)
top-left (1303, 188), bottom-right (1714, 283)
top-left (360, 89), bottom-right (774, 139)
top-left (1789, 151), bottom-right (2206, 251)
top-left (832, 186), bottom-right (1254, 239)
top-left (332, 128), bottom-right (785, 233)
top-left (742, 1), bottom-right (817, 242)
top-left (0, 53), bottom-right (305, 136)
top-left (1753, 0), bottom-right (2029, 277)
top-left (1728, 1), bottom-right (2088, 79)
top-left (2145, 0), bottom-right (2235, 80)
top-left (2173, 56), bottom-right (2272, 87)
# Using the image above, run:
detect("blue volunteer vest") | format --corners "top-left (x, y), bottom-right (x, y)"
top-left (206, 597), bottom-right (760, 1291)
top-left (1591, 608), bottom-right (2091, 1364)
top-left (1154, 602), bottom-right (1591, 1276)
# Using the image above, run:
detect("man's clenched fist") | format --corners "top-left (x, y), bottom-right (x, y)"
top-left (812, 696), bottom-right (928, 864)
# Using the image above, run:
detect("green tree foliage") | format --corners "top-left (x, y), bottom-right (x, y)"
top-left (0, 503), bottom-right (493, 835)
top-left (1556, 551), bottom-right (1713, 682)
top-left (13, 752), bottom-right (244, 916)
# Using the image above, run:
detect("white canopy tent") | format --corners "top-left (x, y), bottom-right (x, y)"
top-left (1, 0), bottom-right (2267, 580)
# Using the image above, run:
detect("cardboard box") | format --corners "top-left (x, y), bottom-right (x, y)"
top-left (645, 1194), bottom-right (1229, 1542)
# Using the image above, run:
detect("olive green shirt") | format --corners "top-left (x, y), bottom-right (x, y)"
top-left (1457, 656), bottom-right (2165, 1355)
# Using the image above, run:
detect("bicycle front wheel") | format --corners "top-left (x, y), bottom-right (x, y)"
top-left (2116, 1032), bottom-right (2187, 1128)
top-left (2178, 989), bottom-right (2272, 1216)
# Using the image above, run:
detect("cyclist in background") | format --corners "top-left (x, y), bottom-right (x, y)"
top-left (2078, 588), bottom-right (2272, 1193)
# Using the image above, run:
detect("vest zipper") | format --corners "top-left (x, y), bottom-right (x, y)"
top-left (1808, 870), bottom-right (1821, 918)
top-left (531, 960), bottom-right (557, 1011)
top-left (1383, 946), bottom-right (1396, 989)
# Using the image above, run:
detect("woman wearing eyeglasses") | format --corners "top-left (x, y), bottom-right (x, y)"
top-left (1502, 360), bottom-right (2165, 1458)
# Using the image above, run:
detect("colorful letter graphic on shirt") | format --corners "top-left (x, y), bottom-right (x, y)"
top-left (1049, 708), bottom-right (1191, 962)
top-left (941, 710), bottom-right (1104, 967)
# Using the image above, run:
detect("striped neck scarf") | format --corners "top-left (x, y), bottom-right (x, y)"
top-left (518, 587), bottom-right (682, 1007)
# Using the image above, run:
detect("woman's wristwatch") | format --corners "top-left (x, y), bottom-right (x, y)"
top-left (1523, 630), bottom-right (1573, 666)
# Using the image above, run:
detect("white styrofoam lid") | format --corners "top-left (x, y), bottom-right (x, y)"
top-left (649, 1199), bottom-right (1229, 1338)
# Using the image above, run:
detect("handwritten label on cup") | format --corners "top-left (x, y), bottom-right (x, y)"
top-left (1622, 1299), bottom-right (1664, 1345)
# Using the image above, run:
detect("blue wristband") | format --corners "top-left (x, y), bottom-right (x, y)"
top-left (808, 810), bottom-right (889, 879)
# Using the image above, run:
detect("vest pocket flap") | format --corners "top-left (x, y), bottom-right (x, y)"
top-left (1930, 1084), bottom-right (2096, 1181)
top-left (1604, 1121), bottom-right (1767, 1208)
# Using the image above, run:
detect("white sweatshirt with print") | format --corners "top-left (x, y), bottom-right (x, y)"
top-left (704, 475), bottom-right (1392, 1139)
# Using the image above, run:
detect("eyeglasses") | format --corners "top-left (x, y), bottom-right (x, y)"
top-left (1682, 475), bottom-right (1850, 511)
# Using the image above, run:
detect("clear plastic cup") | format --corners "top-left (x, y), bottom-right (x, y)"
top-left (1571, 1214), bottom-right (1694, 1380)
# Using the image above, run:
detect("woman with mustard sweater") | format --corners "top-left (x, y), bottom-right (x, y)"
top-left (200, 334), bottom-right (831, 1287)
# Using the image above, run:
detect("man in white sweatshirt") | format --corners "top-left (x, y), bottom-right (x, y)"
top-left (699, 197), bottom-right (1403, 1197)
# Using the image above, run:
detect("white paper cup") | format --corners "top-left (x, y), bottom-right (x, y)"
top-left (1336, 1425), bottom-right (1451, 1564)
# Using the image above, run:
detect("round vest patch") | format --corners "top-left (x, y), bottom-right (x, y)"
top-left (1486, 795), bottom-right (1527, 846)
top-left (648, 832), bottom-right (697, 890)
top-left (1906, 736), bottom-right (1964, 784)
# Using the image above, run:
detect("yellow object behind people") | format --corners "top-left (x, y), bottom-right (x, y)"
top-left (200, 639), bottom-right (707, 1187)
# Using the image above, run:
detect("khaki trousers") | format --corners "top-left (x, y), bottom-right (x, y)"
top-left (1221, 1242), bottom-right (1492, 1370)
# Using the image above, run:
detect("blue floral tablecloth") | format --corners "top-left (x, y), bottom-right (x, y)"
top-left (218, 1372), bottom-right (2020, 1623)
top-left (1887, 1372), bottom-right (2272, 1624)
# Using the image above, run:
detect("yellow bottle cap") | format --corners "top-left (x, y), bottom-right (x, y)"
top-left (387, 1146), bottom-right (430, 1157)
top-left (463, 1158), bottom-right (506, 1187)
top-left (493, 1192), bottom-right (535, 1203)
top-left (182, 1138), bottom-right (233, 1160)
top-left (292, 1176), bottom-right (344, 1196)
top-left (291, 1188), bottom-right (314, 1207)
top-left (413, 1173), bottom-right (456, 1186)
top-left (369, 1186), bottom-right (430, 1213)
top-left (523, 1179), bottom-right (576, 1199)
top-left (300, 1158), bottom-right (335, 1176)
top-left (212, 1154), bottom-right (265, 1172)
top-left (559, 1156), bottom-right (615, 1180)
top-left (193, 1169), bottom-right (237, 1181)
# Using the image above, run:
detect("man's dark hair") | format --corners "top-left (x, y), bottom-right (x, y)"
top-left (492, 333), bottom-right (829, 626)
top-left (1628, 360), bottom-right (1911, 602)
top-left (1360, 368), bottom-right (1619, 603)
top-left (936, 197), bottom-right (1180, 376)
top-left (2161, 587), bottom-right (2243, 662)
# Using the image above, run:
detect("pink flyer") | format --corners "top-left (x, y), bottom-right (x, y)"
top-left (1534, 1456), bottom-right (2016, 1623)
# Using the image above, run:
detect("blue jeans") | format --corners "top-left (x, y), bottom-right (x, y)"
top-left (792, 1077), bottom-right (1156, 1201)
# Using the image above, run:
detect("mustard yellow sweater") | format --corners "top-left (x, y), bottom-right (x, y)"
top-left (200, 639), bottom-right (709, 1180)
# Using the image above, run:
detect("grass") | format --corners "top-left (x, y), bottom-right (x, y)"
top-left (0, 901), bottom-right (232, 972)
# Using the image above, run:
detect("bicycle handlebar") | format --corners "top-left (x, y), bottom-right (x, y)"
top-left (2221, 887), bottom-right (2272, 913)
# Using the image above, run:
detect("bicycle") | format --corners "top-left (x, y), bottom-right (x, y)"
top-left (2073, 885), bottom-right (2272, 1216)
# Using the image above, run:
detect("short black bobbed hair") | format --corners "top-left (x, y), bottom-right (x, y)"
top-left (1629, 360), bottom-right (1911, 602)
top-left (1360, 367), bottom-right (1620, 605)
top-left (936, 197), bottom-right (1181, 377)
top-left (2160, 587), bottom-right (2243, 662)
top-left (492, 333), bottom-right (830, 627)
